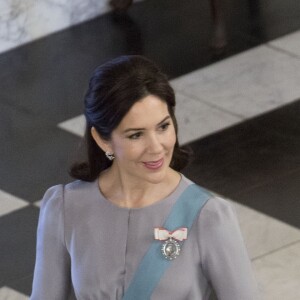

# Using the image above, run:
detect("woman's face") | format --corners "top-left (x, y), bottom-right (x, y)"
top-left (108, 95), bottom-right (177, 184)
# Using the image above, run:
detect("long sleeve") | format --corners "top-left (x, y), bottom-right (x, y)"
top-left (30, 185), bottom-right (73, 300)
top-left (198, 196), bottom-right (260, 300)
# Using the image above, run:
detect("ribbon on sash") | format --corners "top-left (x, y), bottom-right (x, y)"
top-left (154, 227), bottom-right (187, 241)
top-left (122, 183), bottom-right (211, 300)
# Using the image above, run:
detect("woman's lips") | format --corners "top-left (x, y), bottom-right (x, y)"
top-left (142, 158), bottom-right (164, 170)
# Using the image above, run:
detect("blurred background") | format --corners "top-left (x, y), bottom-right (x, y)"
top-left (0, 0), bottom-right (300, 299)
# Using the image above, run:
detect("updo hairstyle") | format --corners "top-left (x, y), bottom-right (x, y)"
top-left (70, 55), bottom-right (191, 181)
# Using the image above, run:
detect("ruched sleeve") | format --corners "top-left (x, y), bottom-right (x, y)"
top-left (198, 196), bottom-right (260, 300)
top-left (30, 185), bottom-right (74, 300)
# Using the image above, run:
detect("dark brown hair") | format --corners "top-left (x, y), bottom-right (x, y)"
top-left (70, 55), bottom-right (191, 181)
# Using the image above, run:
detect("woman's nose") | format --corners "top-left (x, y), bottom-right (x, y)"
top-left (147, 134), bottom-right (164, 154)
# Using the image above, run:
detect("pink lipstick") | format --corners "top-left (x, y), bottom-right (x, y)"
top-left (143, 158), bottom-right (164, 170)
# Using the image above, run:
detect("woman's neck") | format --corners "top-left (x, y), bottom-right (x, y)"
top-left (98, 167), bottom-right (181, 208)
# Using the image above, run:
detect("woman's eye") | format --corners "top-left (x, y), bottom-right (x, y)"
top-left (128, 132), bottom-right (142, 139)
top-left (160, 122), bottom-right (170, 131)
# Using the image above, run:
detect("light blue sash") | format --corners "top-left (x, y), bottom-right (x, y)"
top-left (122, 183), bottom-right (211, 300)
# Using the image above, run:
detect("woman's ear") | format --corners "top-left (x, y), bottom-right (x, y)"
top-left (91, 127), bottom-right (113, 153)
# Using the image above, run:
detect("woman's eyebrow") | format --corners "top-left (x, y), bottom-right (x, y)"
top-left (123, 116), bottom-right (171, 133)
top-left (157, 116), bottom-right (171, 126)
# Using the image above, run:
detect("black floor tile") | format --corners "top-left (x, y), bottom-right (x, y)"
top-left (6, 274), bottom-right (33, 296)
top-left (223, 0), bottom-right (300, 44)
top-left (0, 101), bottom-right (82, 202)
top-left (235, 168), bottom-right (300, 228)
top-left (0, 123), bottom-right (81, 203)
top-left (0, 206), bottom-right (39, 286)
top-left (183, 99), bottom-right (300, 227)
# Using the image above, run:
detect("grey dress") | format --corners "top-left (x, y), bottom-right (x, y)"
top-left (30, 174), bottom-right (259, 300)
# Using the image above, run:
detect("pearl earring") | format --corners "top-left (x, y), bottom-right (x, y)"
top-left (105, 151), bottom-right (115, 161)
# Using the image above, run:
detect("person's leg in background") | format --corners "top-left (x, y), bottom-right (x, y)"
top-left (210, 0), bottom-right (227, 49)
top-left (109, 0), bottom-right (227, 50)
top-left (110, 0), bottom-right (133, 11)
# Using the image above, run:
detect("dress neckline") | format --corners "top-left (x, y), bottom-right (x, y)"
top-left (94, 173), bottom-right (188, 211)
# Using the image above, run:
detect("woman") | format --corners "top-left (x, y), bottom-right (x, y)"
top-left (31, 55), bottom-right (259, 299)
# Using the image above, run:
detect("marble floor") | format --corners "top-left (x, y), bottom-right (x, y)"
top-left (0, 0), bottom-right (300, 299)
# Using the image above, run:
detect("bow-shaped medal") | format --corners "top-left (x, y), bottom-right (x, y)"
top-left (154, 227), bottom-right (188, 260)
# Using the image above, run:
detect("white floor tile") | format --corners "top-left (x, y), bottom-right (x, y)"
top-left (175, 93), bottom-right (242, 144)
top-left (0, 286), bottom-right (29, 300)
top-left (171, 45), bottom-right (300, 118)
top-left (269, 30), bottom-right (300, 57)
top-left (253, 241), bottom-right (300, 300)
top-left (33, 200), bottom-right (42, 208)
top-left (0, 190), bottom-right (29, 217)
top-left (230, 200), bottom-right (300, 259)
top-left (57, 115), bottom-right (85, 137)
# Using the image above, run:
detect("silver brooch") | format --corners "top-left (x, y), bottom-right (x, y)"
top-left (154, 227), bottom-right (187, 260)
top-left (161, 238), bottom-right (181, 260)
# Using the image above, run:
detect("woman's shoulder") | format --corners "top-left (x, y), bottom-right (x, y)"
top-left (181, 174), bottom-right (231, 205)
top-left (181, 174), bottom-right (235, 220)
top-left (202, 194), bottom-right (235, 218)
top-left (64, 179), bottom-right (96, 193)
top-left (40, 179), bottom-right (98, 208)
top-left (196, 191), bottom-right (240, 237)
